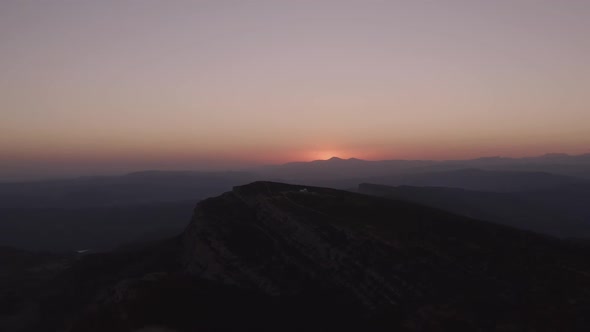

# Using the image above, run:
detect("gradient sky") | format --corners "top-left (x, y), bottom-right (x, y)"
top-left (1, 0), bottom-right (590, 179)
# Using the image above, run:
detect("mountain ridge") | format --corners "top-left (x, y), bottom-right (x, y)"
top-left (5, 181), bottom-right (590, 331)
top-left (179, 181), bottom-right (590, 330)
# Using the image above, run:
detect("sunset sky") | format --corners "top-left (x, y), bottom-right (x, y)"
top-left (1, 0), bottom-right (590, 179)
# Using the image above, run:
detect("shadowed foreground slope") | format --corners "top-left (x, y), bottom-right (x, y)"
top-left (182, 182), bottom-right (590, 330)
top-left (11, 182), bottom-right (590, 332)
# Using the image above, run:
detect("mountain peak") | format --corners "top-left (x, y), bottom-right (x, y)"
top-left (325, 156), bottom-right (365, 162)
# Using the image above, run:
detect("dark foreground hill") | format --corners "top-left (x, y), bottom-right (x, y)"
top-left (4, 182), bottom-right (590, 332)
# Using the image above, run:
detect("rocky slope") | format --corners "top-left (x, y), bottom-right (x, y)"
top-left (180, 182), bottom-right (590, 330)
top-left (6, 181), bottom-right (590, 331)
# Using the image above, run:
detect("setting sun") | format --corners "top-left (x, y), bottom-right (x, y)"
top-left (307, 150), bottom-right (346, 161)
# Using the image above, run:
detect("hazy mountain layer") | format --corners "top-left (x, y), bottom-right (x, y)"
top-left (258, 153), bottom-right (590, 182)
top-left (358, 183), bottom-right (590, 238)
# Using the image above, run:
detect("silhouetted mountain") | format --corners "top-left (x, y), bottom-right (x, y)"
top-left (358, 168), bottom-right (584, 192)
top-left (252, 153), bottom-right (590, 189)
top-left (257, 157), bottom-right (435, 181)
top-left (358, 183), bottom-right (590, 238)
top-left (2, 153), bottom-right (588, 209)
top-left (8, 182), bottom-right (590, 332)
top-left (431, 153), bottom-right (590, 178)
top-left (484, 153), bottom-right (590, 178)
top-left (1, 155), bottom-right (588, 253)
top-left (530, 153), bottom-right (590, 163)
top-left (297, 168), bottom-right (585, 192)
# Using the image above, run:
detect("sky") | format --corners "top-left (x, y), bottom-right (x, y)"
top-left (1, 0), bottom-right (590, 179)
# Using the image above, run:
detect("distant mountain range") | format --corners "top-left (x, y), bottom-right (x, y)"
top-left (337, 168), bottom-right (583, 192)
top-left (4, 182), bottom-right (590, 331)
top-left (1, 153), bottom-right (589, 252)
top-left (2, 153), bottom-right (589, 208)
top-left (257, 153), bottom-right (590, 181)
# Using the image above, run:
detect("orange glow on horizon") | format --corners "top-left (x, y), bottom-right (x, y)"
top-left (306, 150), bottom-right (346, 161)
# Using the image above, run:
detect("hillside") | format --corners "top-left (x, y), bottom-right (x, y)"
top-left (3, 182), bottom-right (590, 331)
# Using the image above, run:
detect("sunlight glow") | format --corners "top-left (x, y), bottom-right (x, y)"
top-left (308, 150), bottom-right (345, 161)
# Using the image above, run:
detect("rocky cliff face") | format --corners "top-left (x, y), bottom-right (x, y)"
top-left (180, 182), bottom-right (590, 330)
top-left (182, 182), bottom-right (408, 309)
